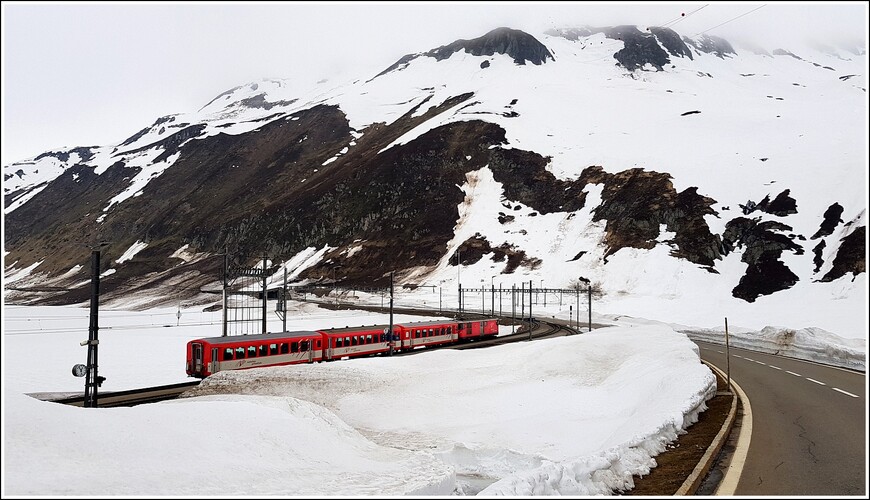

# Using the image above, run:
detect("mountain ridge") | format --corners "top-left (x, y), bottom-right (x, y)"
top-left (3, 25), bottom-right (866, 338)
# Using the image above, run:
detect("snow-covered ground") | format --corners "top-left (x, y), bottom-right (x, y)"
top-left (3, 301), bottom-right (719, 495)
top-left (4, 295), bottom-right (866, 495)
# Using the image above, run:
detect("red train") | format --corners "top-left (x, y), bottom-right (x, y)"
top-left (186, 318), bottom-right (500, 378)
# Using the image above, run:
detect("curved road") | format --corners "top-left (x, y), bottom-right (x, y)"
top-left (695, 341), bottom-right (866, 496)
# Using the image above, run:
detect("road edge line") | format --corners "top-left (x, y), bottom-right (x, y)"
top-left (674, 360), bottom-right (749, 495)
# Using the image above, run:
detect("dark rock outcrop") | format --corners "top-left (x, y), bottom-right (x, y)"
top-left (376, 27), bottom-right (553, 79)
top-left (811, 203), bottom-right (844, 239)
top-left (722, 217), bottom-right (803, 301)
top-left (600, 25), bottom-right (671, 71)
top-left (820, 226), bottom-right (866, 282)
top-left (772, 48), bottom-right (803, 60)
top-left (686, 34), bottom-right (736, 58)
top-left (739, 189), bottom-right (798, 217)
top-left (33, 146), bottom-right (96, 164)
top-left (581, 167), bottom-right (723, 268)
top-left (649, 26), bottom-right (693, 60)
top-left (813, 240), bottom-right (826, 273)
top-left (428, 27), bottom-right (554, 65)
top-left (765, 189), bottom-right (798, 217)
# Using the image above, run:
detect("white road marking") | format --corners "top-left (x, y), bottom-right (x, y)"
top-left (786, 370), bottom-right (802, 377)
top-left (745, 357), bottom-right (755, 362)
top-left (832, 387), bottom-right (860, 398)
top-left (805, 377), bottom-right (826, 386)
top-left (716, 350), bottom-right (724, 354)
top-left (768, 365), bottom-right (782, 370)
top-left (755, 360), bottom-right (766, 366)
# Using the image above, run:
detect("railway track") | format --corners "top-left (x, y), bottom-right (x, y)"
top-left (46, 313), bottom-right (576, 407)
top-left (47, 381), bottom-right (200, 408)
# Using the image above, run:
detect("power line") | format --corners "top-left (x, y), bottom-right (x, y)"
top-left (658, 4), bottom-right (710, 29)
top-left (692, 4), bottom-right (766, 37)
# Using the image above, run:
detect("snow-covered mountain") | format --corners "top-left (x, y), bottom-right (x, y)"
top-left (3, 26), bottom-right (867, 339)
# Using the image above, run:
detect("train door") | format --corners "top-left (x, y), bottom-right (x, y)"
top-left (191, 343), bottom-right (204, 376)
top-left (211, 348), bottom-right (219, 375)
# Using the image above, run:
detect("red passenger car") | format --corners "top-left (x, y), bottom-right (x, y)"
top-left (319, 325), bottom-right (391, 360)
top-left (186, 330), bottom-right (324, 378)
top-left (394, 320), bottom-right (458, 350)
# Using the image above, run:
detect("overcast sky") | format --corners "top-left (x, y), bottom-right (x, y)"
top-left (1, 1), bottom-right (867, 166)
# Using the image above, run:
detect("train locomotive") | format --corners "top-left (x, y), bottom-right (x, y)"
top-left (186, 318), bottom-right (500, 378)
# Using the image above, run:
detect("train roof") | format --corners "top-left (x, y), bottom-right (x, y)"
top-left (193, 331), bottom-right (320, 345)
top-left (396, 319), bottom-right (459, 328)
top-left (319, 324), bottom-right (391, 335)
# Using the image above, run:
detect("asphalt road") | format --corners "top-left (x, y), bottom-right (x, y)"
top-left (695, 340), bottom-right (866, 496)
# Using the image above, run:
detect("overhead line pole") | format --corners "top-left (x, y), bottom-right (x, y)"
top-left (84, 248), bottom-right (102, 408)
top-left (262, 254), bottom-right (268, 334)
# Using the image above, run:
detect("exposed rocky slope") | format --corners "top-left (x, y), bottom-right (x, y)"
top-left (4, 25), bottom-right (866, 318)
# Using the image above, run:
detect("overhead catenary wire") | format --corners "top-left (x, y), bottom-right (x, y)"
top-left (692, 4), bottom-right (767, 37)
top-left (656, 4), bottom-right (710, 29)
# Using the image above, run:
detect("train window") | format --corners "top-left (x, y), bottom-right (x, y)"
top-left (224, 348), bottom-right (234, 360)
top-left (458, 323), bottom-right (464, 331)
top-left (236, 347), bottom-right (246, 358)
top-left (336, 337), bottom-right (343, 348)
top-left (429, 329), bottom-right (434, 337)
top-left (301, 340), bottom-right (309, 352)
top-left (316, 340), bottom-right (321, 349)
top-left (291, 342), bottom-right (298, 353)
top-left (248, 346), bottom-right (257, 357)
top-left (260, 345), bottom-right (268, 356)
top-left (352, 336), bottom-right (358, 346)
top-left (366, 334), bottom-right (372, 344)
top-left (270, 344), bottom-right (278, 355)
top-left (414, 331), bottom-right (419, 339)
top-left (345, 337), bottom-right (350, 346)
top-left (280, 343), bottom-right (289, 354)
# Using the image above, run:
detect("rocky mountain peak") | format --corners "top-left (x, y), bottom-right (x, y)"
top-left (427, 27), bottom-right (554, 65)
top-left (375, 27), bottom-right (553, 79)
